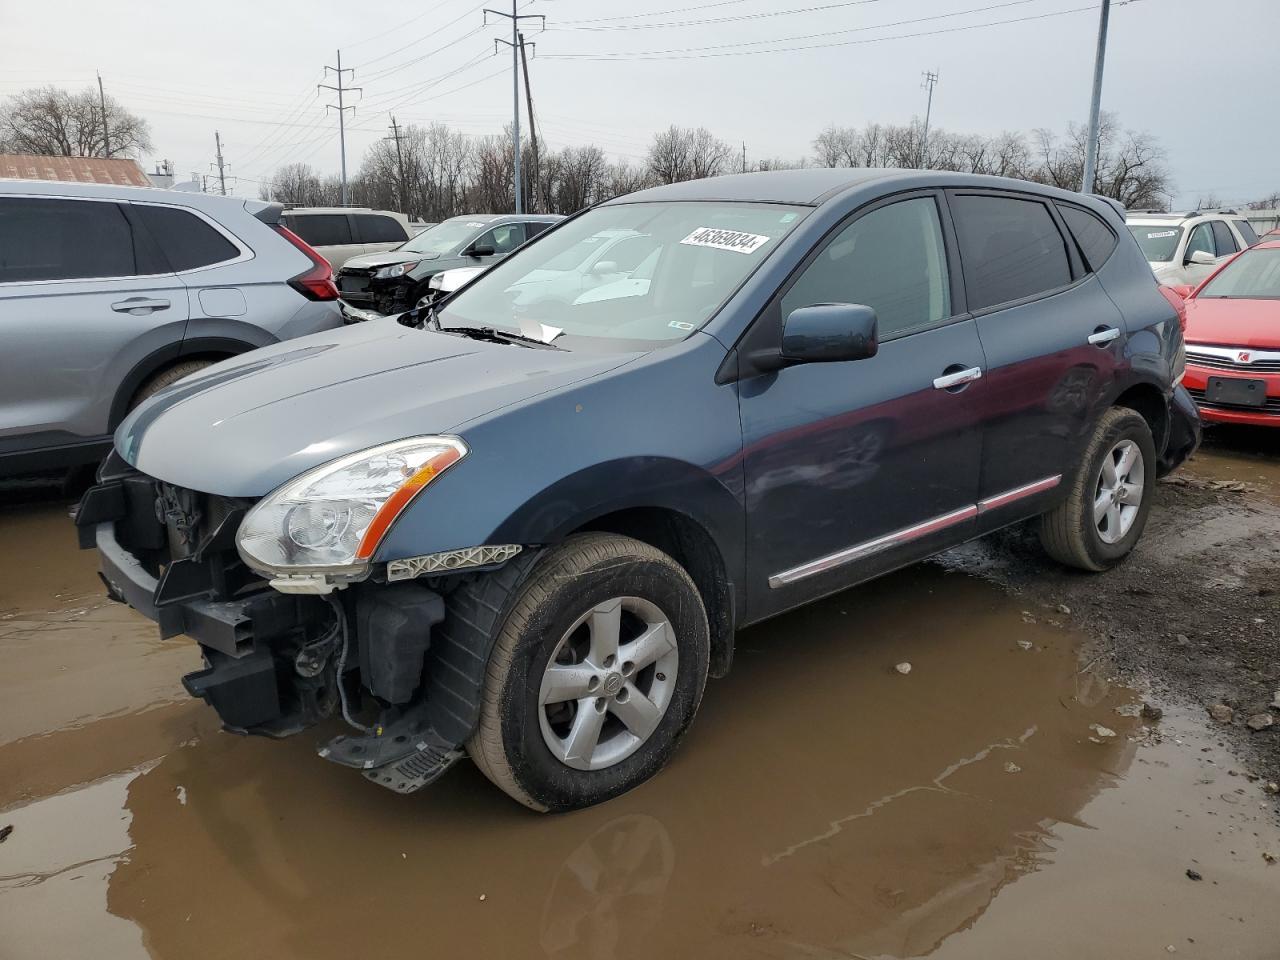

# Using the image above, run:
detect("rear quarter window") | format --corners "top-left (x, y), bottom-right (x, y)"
top-left (354, 214), bottom-right (408, 243)
top-left (951, 194), bottom-right (1073, 311)
top-left (133, 205), bottom-right (239, 271)
top-left (1233, 219), bottom-right (1259, 246)
top-left (1211, 220), bottom-right (1239, 256)
top-left (1056, 203), bottom-right (1118, 272)
top-left (285, 213), bottom-right (352, 246)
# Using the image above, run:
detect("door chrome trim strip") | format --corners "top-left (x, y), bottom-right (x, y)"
top-left (767, 505), bottom-right (978, 589)
top-left (977, 474), bottom-right (1062, 513)
top-left (766, 474), bottom-right (1063, 589)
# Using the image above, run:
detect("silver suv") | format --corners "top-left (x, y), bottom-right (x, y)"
top-left (0, 181), bottom-right (345, 477)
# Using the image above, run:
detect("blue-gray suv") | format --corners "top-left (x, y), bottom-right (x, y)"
top-left (78, 169), bottom-right (1200, 811)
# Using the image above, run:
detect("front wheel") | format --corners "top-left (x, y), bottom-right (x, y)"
top-left (1039, 406), bottom-right (1156, 571)
top-left (468, 533), bottom-right (709, 812)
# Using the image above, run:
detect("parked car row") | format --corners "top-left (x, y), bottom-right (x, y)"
top-left (74, 168), bottom-right (1200, 810)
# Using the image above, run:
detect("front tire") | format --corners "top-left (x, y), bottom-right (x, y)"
top-left (468, 533), bottom-right (709, 812)
top-left (1039, 406), bottom-right (1156, 571)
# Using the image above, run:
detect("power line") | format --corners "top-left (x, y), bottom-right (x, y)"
top-left (319, 50), bottom-right (361, 205)
top-left (355, 2), bottom-right (489, 74)
top-left (556, 0), bottom-right (753, 25)
top-left (552, 0), bottom-right (891, 31)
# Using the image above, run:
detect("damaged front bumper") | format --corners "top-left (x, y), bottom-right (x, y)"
top-left (76, 453), bottom-right (474, 793)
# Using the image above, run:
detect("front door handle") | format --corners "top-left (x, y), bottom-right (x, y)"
top-left (933, 366), bottom-right (983, 390)
top-left (111, 297), bottom-right (170, 315)
top-left (1088, 326), bottom-right (1121, 346)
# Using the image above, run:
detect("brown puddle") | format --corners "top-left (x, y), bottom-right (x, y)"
top-left (3, 491), bottom-right (1279, 959)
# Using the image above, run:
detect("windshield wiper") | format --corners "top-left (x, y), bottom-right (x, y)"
top-left (435, 323), bottom-right (565, 350)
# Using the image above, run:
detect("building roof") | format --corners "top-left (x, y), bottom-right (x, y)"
top-left (0, 154), bottom-right (151, 187)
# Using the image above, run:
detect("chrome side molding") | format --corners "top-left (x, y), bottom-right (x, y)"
top-left (768, 474), bottom-right (1062, 589)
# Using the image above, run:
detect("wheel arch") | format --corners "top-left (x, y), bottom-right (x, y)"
top-left (1113, 380), bottom-right (1170, 454)
top-left (107, 335), bottom-right (260, 430)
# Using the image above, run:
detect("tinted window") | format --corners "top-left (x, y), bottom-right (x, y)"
top-left (1185, 222), bottom-right (1214, 258)
top-left (782, 196), bottom-right (951, 337)
top-left (355, 214), bottom-right (408, 243)
top-left (1211, 220), bottom-right (1238, 256)
top-left (526, 220), bottom-right (555, 238)
top-left (134, 205), bottom-right (238, 271)
top-left (0, 197), bottom-right (135, 283)
top-left (480, 223), bottom-right (525, 254)
top-left (1057, 204), bottom-right (1117, 271)
top-left (286, 213), bottom-right (352, 246)
top-left (1234, 219), bottom-right (1259, 246)
top-left (952, 194), bottom-right (1071, 310)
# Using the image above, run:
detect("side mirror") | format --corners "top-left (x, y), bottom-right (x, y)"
top-left (466, 243), bottom-right (496, 258)
top-left (1185, 249), bottom-right (1216, 266)
top-left (1166, 283), bottom-right (1196, 300)
top-left (781, 303), bottom-right (878, 365)
top-left (590, 260), bottom-right (619, 276)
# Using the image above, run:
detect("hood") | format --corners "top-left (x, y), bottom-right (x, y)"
top-left (341, 250), bottom-right (440, 271)
top-left (117, 319), bottom-right (634, 497)
top-left (1184, 297), bottom-right (1280, 349)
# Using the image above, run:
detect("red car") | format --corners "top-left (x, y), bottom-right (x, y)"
top-left (1174, 240), bottom-right (1280, 426)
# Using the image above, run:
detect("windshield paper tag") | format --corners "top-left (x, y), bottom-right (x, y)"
top-left (1147, 230), bottom-right (1177, 239)
top-left (680, 227), bottom-right (770, 254)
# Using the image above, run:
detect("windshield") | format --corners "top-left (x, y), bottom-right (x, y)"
top-left (1198, 247), bottom-right (1280, 300)
top-left (1128, 224), bottom-right (1183, 262)
top-left (399, 219), bottom-right (490, 256)
top-left (437, 201), bottom-right (808, 347)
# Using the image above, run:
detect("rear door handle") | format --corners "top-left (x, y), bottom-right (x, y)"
top-left (933, 366), bottom-right (983, 390)
top-left (1088, 326), bottom-right (1121, 346)
top-left (111, 297), bottom-right (170, 314)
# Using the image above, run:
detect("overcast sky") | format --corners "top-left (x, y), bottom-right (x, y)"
top-left (2, 0), bottom-right (1274, 208)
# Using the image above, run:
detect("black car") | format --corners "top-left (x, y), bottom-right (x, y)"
top-left (80, 169), bottom-right (1199, 812)
top-left (336, 213), bottom-right (562, 315)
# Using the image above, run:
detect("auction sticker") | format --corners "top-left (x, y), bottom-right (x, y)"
top-left (680, 227), bottom-right (771, 254)
top-left (1146, 230), bottom-right (1177, 239)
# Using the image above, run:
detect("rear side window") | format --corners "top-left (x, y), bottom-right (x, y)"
top-left (1057, 203), bottom-right (1117, 271)
top-left (134, 205), bottom-right (239, 271)
top-left (0, 197), bottom-right (136, 282)
top-left (526, 220), bottom-right (554, 238)
top-left (951, 194), bottom-right (1072, 310)
top-left (1211, 220), bottom-right (1238, 256)
top-left (354, 214), bottom-right (408, 243)
top-left (480, 223), bottom-right (526, 253)
top-left (286, 214), bottom-right (352, 246)
top-left (782, 196), bottom-right (951, 338)
top-left (1234, 219), bottom-right (1259, 246)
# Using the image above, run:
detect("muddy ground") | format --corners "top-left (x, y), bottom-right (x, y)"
top-left (1, 428), bottom-right (1279, 960)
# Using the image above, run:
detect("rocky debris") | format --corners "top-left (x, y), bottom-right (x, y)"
top-left (1264, 852), bottom-right (1277, 865)
top-left (1021, 610), bottom-right (1036, 624)
top-left (1089, 724), bottom-right (1118, 739)
top-left (1272, 690), bottom-right (1280, 710)
top-left (0, 824), bottom-right (11, 844)
top-left (1265, 782), bottom-right (1279, 796)
top-left (894, 662), bottom-right (912, 675)
top-left (1162, 475), bottom-right (1261, 494)
top-left (1246, 713), bottom-right (1275, 733)
top-left (1056, 603), bottom-right (1071, 615)
top-left (1003, 761), bottom-right (1022, 774)
top-left (1017, 640), bottom-right (1033, 651)
top-left (1208, 704), bottom-right (1235, 725)
top-left (1175, 633), bottom-right (1190, 645)
top-left (1115, 703), bottom-right (1142, 718)
top-left (1185, 868), bottom-right (1203, 881)
top-left (1141, 703), bottom-right (1164, 722)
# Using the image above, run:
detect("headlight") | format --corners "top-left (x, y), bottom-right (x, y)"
top-left (374, 261), bottom-right (419, 279)
top-left (236, 436), bottom-right (467, 578)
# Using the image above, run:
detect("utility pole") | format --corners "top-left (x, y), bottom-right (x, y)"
top-left (1081, 0), bottom-right (1111, 195)
top-left (320, 50), bottom-right (361, 206)
top-left (385, 115), bottom-right (410, 217)
top-left (213, 131), bottom-right (227, 196)
top-left (486, 4), bottom-right (544, 213)
top-left (517, 33), bottom-right (539, 213)
top-left (97, 71), bottom-right (111, 158)
top-left (920, 70), bottom-right (938, 169)
top-left (742, 141), bottom-right (747, 173)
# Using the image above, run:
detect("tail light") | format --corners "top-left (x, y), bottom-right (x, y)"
top-left (272, 224), bottom-right (339, 301)
top-left (1158, 285), bottom-right (1187, 332)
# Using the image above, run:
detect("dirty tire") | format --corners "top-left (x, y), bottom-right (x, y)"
top-left (1039, 406), bottom-right (1156, 572)
top-left (129, 360), bottom-right (215, 411)
top-left (468, 533), bottom-right (709, 812)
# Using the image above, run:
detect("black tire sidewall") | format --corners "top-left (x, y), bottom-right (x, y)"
top-left (499, 554), bottom-right (708, 812)
top-left (1079, 411), bottom-right (1157, 567)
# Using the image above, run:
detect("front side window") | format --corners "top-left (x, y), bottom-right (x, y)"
top-left (1197, 247), bottom-right (1280, 300)
top-left (1058, 203), bottom-right (1117, 271)
top-left (134, 205), bottom-right (239, 271)
top-left (0, 197), bottom-right (136, 283)
top-left (1185, 222), bottom-right (1215, 259)
top-left (1128, 224), bottom-right (1183, 262)
top-left (1211, 220), bottom-right (1239, 257)
top-left (952, 194), bottom-right (1072, 310)
top-left (782, 196), bottom-right (951, 338)
top-left (286, 214), bottom-right (352, 247)
top-left (439, 201), bottom-right (808, 347)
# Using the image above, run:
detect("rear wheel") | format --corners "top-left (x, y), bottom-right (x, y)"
top-left (1039, 406), bottom-right (1156, 571)
top-left (129, 359), bottom-right (215, 411)
top-left (468, 533), bottom-right (709, 812)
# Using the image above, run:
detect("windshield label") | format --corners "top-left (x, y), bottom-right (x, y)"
top-left (1147, 230), bottom-right (1177, 239)
top-left (680, 227), bottom-right (770, 254)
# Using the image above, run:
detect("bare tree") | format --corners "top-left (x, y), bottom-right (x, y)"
top-left (0, 85), bottom-right (152, 158)
top-left (646, 125), bottom-right (732, 184)
top-left (258, 163), bottom-right (339, 205)
top-left (1247, 192), bottom-right (1280, 211)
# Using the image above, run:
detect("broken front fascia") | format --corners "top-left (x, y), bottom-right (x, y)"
top-left (270, 545), bottom-right (525, 593)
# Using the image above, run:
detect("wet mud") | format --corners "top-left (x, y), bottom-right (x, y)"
top-left (3, 435), bottom-right (1279, 959)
